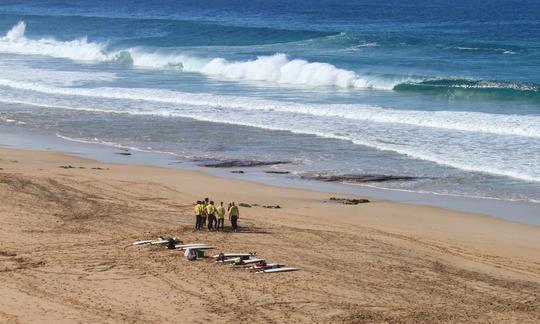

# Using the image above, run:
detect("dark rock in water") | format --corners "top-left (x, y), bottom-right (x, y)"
top-left (329, 197), bottom-right (370, 205)
top-left (239, 203), bottom-right (252, 208)
top-left (264, 170), bottom-right (290, 174)
top-left (302, 173), bottom-right (417, 183)
top-left (199, 160), bottom-right (289, 168)
top-left (231, 170), bottom-right (244, 174)
top-left (263, 205), bottom-right (281, 209)
top-left (116, 152), bottom-right (132, 156)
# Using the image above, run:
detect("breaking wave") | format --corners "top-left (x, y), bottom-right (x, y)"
top-left (1, 21), bottom-right (538, 96)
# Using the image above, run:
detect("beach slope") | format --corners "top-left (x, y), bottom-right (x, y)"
top-left (1, 148), bottom-right (539, 323)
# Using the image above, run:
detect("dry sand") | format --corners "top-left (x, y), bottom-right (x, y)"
top-left (1, 147), bottom-right (539, 323)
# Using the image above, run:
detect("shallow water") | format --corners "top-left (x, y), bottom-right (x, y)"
top-left (0, 0), bottom-right (539, 203)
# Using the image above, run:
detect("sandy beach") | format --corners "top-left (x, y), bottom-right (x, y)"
top-left (0, 147), bottom-right (539, 323)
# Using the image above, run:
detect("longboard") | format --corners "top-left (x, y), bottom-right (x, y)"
top-left (246, 263), bottom-right (283, 271)
top-left (258, 267), bottom-right (299, 273)
top-left (231, 258), bottom-right (265, 265)
top-left (179, 245), bottom-right (214, 250)
top-left (175, 243), bottom-right (210, 249)
top-left (212, 253), bottom-right (253, 259)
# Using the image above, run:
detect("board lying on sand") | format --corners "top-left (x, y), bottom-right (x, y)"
top-left (133, 237), bottom-right (179, 246)
top-left (232, 258), bottom-right (265, 265)
top-left (177, 245), bottom-right (214, 250)
top-left (150, 239), bottom-right (170, 245)
top-left (246, 263), bottom-right (284, 271)
top-left (175, 243), bottom-right (210, 249)
top-left (132, 240), bottom-right (154, 246)
top-left (212, 253), bottom-right (253, 259)
top-left (258, 267), bottom-right (299, 273)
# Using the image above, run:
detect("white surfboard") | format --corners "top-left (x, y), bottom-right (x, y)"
top-left (232, 258), bottom-right (265, 265)
top-left (150, 239), bottom-right (170, 245)
top-left (179, 245), bottom-right (214, 250)
top-left (133, 238), bottom-right (172, 245)
top-left (212, 253), bottom-right (253, 259)
top-left (132, 240), bottom-right (154, 245)
top-left (246, 263), bottom-right (283, 271)
top-left (259, 267), bottom-right (299, 273)
top-left (175, 243), bottom-right (210, 249)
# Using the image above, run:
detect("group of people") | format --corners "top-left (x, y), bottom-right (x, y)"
top-left (194, 198), bottom-right (240, 232)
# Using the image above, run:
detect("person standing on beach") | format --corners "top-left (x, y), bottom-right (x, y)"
top-left (202, 198), bottom-right (209, 228)
top-left (229, 202), bottom-right (239, 232)
top-left (216, 202), bottom-right (226, 231)
top-left (206, 201), bottom-right (216, 231)
top-left (194, 201), bottom-right (203, 230)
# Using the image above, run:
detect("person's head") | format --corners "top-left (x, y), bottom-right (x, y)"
top-left (204, 197), bottom-right (209, 202)
top-left (220, 201), bottom-right (223, 206)
top-left (232, 202), bottom-right (235, 206)
top-left (210, 201), bottom-right (214, 205)
top-left (197, 200), bottom-right (201, 204)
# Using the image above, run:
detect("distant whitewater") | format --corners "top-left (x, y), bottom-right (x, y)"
top-left (2, 21), bottom-right (538, 96)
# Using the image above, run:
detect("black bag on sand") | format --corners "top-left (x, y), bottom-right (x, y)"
top-left (167, 238), bottom-right (176, 250)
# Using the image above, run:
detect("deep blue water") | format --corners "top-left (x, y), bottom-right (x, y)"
top-left (0, 0), bottom-right (539, 203)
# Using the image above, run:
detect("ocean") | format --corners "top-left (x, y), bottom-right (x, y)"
top-left (0, 0), bottom-right (539, 205)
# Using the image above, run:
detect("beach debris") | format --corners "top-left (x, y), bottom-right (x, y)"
top-left (199, 159), bottom-right (289, 168)
top-left (59, 165), bottom-right (85, 169)
top-left (302, 173), bottom-right (417, 183)
top-left (328, 197), bottom-right (370, 205)
top-left (263, 205), bottom-right (281, 209)
top-left (239, 203), bottom-right (252, 208)
top-left (230, 170), bottom-right (244, 174)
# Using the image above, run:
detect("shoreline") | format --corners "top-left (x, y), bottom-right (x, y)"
top-left (1, 145), bottom-right (540, 322)
top-left (1, 124), bottom-right (539, 226)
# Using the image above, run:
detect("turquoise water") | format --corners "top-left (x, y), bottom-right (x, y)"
top-left (0, 0), bottom-right (539, 203)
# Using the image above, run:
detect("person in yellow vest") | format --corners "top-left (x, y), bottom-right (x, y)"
top-left (194, 201), bottom-right (203, 231)
top-left (229, 202), bottom-right (240, 232)
top-left (206, 201), bottom-right (217, 231)
top-left (216, 202), bottom-right (226, 231)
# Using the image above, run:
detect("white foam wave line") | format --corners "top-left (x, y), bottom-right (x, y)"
top-left (0, 21), bottom-right (109, 61)
top-left (1, 78), bottom-right (539, 139)
top-left (0, 21), bottom-right (403, 90)
top-left (54, 133), bottom-right (181, 157)
top-left (352, 183), bottom-right (540, 204)
top-left (2, 95), bottom-right (538, 183)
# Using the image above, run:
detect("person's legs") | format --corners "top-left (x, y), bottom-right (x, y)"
top-left (208, 215), bottom-right (214, 231)
top-left (231, 216), bottom-right (238, 231)
top-left (195, 215), bottom-right (201, 230)
top-left (202, 216), bottom-right (207, 228)
top-left (218, 218), bottom-right (224, 230)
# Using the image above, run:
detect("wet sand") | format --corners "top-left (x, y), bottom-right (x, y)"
top-left (1, 147), bottom-right (539, 323)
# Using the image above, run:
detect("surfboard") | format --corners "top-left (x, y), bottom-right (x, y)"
top-left (150, 239), bottom-right (170, 245)
top-left (179, 245), bottom-right (214, 250)
top-left (232, 258), bottom-right (265, 265)
top-left (259, 267), bottom-right (299, 273)
top-left (246, 263), bottom-right (283, 271)
top-left (132, 240), bottom-right (154, 245)
top-left (175, 243), bottom-right (210, 249)
top-left (212, 253), bottom-right (253, 259)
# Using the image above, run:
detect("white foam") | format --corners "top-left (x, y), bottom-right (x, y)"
top-left (0, 22), bottom-right (403, 90)
top-left (0, 21), bottom-right (108, 61)
top-left (0, 78), bottom-right (538, 139)
top-left (201, 53), bottom-right (392, 89)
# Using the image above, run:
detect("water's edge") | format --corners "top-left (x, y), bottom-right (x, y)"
top-left (1, 125), bottom-right (538, 227)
